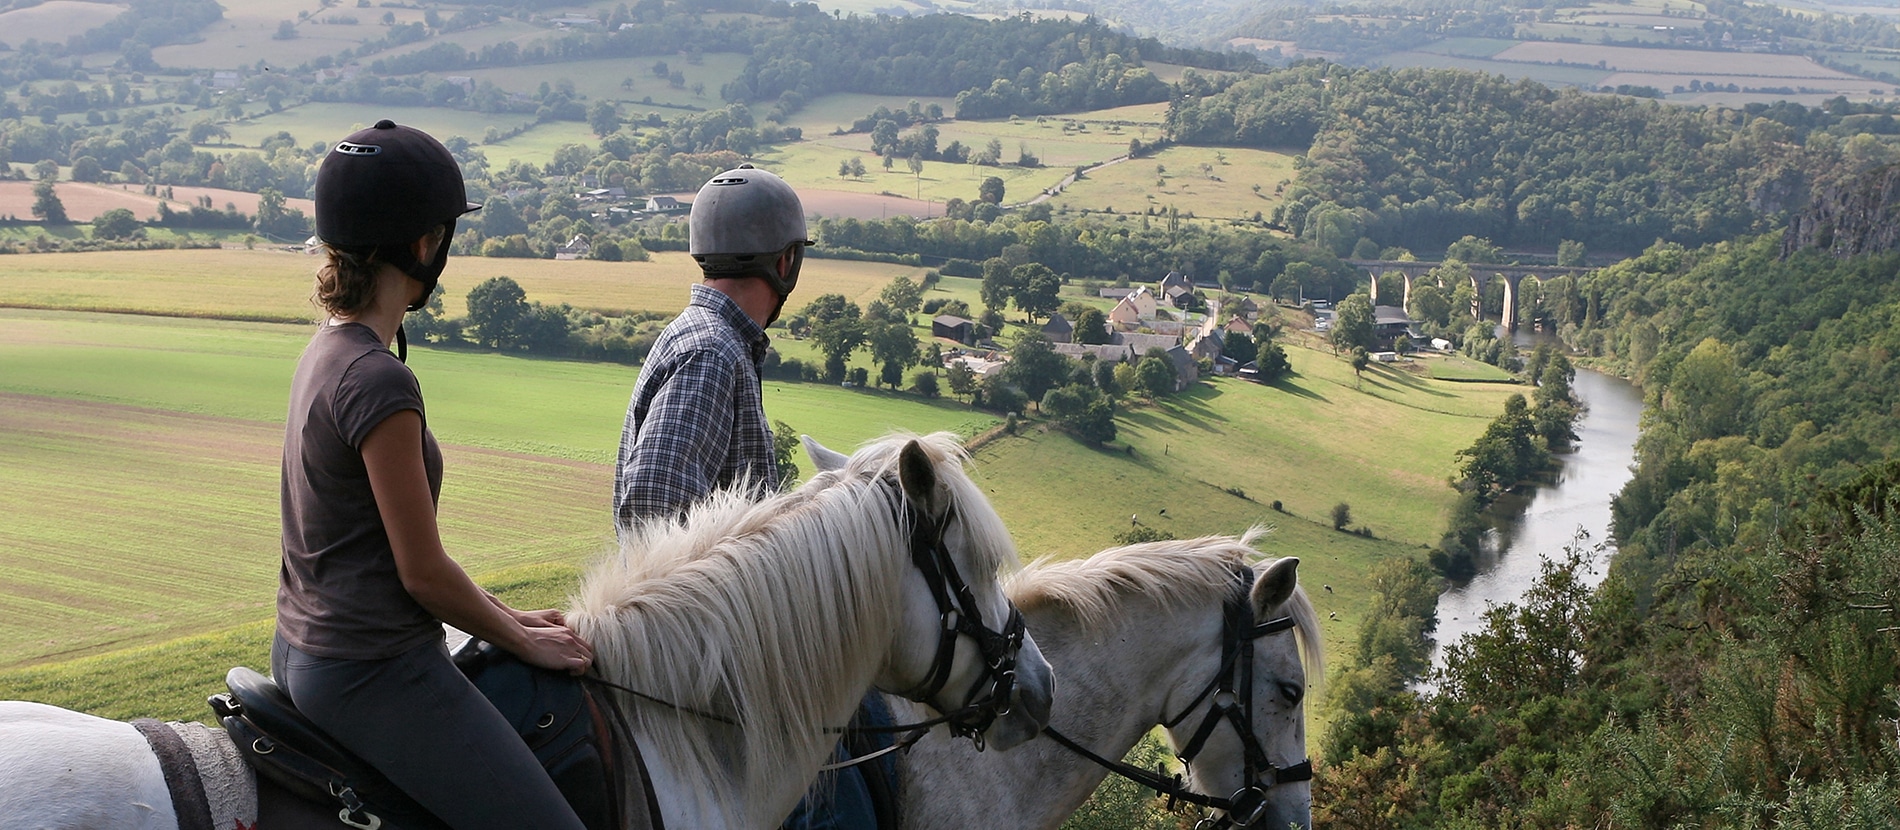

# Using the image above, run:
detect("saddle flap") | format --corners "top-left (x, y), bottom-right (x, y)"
top-left (216, 667), bottom-right (446, 830)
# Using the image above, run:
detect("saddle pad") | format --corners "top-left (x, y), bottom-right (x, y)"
top-left (133, 719), bottom-right (258, 830)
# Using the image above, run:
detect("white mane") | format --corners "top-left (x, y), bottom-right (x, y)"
top-left (1009, 527), bottom-right (1324, 683)
top-left (569, 431), bottom-right (1014, 826)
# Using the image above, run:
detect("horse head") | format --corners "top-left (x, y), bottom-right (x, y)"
top-left (1161, 555), bottom-right (1319, 830)
top-left (803, 434), bottom-right (1054, 751)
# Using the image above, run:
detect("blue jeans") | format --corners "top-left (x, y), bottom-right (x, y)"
top-left (272, 633), bottom-right (586, 830)
top-left (780, 693), bottom-right (897, 830)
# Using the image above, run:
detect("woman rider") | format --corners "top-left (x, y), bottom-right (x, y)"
top-left (273, 120), bottom-right (593, 828)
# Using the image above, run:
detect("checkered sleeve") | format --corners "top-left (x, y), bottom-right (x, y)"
top-left (615, 348), bottom-right (740, 526)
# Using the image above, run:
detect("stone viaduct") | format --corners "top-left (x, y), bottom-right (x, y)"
top-left (1345, 259), bottom-right (1593, 332)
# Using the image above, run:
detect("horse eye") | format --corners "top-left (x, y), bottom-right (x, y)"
top-left (1278, 682), bottom-right (1304, 705)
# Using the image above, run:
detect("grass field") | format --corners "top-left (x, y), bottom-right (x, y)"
top-left (1424, 353), bottom-right (1520, 382)
top-left (0, 0), bottom-right (123, 45)
top-left (222, 103), bottom-right (535, 150)
top-left (0, 247), bottom-right (932, 322)
top-left (457, 54), bottom-right (750, 111)
top-left (1048, 146), bottom-right (1300, 220)
top-left (754, 141), bottom-right (1068, 207)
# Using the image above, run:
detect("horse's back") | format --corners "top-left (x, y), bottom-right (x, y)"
top-left (0, 701), bottom-right (175, 829)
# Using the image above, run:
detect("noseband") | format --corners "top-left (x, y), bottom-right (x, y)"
top-left (886, 483), bottom-right (1028, 748)
top-left (1044, 562), bottom-right (1311, 829)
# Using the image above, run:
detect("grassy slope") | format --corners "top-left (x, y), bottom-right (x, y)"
top-left (0, 308), bottom-right (998, 667)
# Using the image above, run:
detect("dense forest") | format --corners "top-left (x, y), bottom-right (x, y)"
top-left (1166, 63), bottom-right (1900, 256)
top-left (1319, 229), bottom-right (1900, 827)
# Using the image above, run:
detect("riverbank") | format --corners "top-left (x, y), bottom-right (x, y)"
top-left (1431, 368), bottom-right (1644, 670)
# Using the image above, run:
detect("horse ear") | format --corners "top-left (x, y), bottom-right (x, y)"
top-left (897, 439), bottom-right (940, 511)
top-left (802, 434), bottom-right (849, 472)
top-left (1252, 557), bottom-right (1299, 616)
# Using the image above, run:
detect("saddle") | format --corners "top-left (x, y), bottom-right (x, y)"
top-left (208, 640), bottom-right (653, 830)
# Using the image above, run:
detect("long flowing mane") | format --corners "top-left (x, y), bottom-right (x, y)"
top-left (1009, 527), bottom-right (1324, 683)
top-left (569, 431), bottom-right (1014, 825)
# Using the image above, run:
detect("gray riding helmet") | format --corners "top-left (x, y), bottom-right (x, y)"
top-left (688, 165), bottom-right (813, 310)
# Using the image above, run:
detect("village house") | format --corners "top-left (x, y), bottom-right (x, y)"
top-left (554, 234), bottom-right (590, 260)
top-left (645, 195), bottom-right (686, 213)
top-left (1109, 286), bottom-right (1159, 326)
top-left (1041, 312), bottom-right (1073, 344)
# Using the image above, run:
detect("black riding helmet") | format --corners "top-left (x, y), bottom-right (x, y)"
top-left (314, 119), bottom-right (481, 313)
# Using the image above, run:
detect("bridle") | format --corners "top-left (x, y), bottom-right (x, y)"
top-left (1043, 563), bottom-right (1311, 829)
top-left (882, 482), bottom-right (1028, 749)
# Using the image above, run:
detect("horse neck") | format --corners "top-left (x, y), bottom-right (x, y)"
top-left (898, 597), bottom-right (1216, 830)
top-left (582, 485), bottom-right (910, 828)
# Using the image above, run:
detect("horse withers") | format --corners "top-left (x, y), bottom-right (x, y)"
top-left (0, 432), bottom-right (1054, 830)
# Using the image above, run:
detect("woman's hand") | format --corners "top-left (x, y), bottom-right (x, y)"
top-left (515, 621), bottom-right (595, 676)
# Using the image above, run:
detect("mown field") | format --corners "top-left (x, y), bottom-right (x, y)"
top-left (0, 248), bottom-right (933, 322)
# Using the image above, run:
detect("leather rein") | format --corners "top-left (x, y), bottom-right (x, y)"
top-left (1043, 563), bottom-right (1312, 829)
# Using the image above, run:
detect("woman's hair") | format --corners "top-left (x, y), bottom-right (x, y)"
top-left (312, 226), bottom-right (445, 317)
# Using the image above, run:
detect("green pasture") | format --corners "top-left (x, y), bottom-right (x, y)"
top-left (152, 0), bottom-right (419, 71)
top-left (777, 93), bottom-right (961, 137)
top-left (1048, 146), bottom-right (1299, 221)
top-left (223, 103), bottom-right (533, 150)
top-left (973, 426), bottom-right (1422, 690)
top-left (1425, 353), bottom-right (1519, 382)
top-left (457, 54), bottom-right (749, 111)
top-left (1118, 347), bottom-right (1516, 549)
top-left (754, 141), bottom-right (1067, 207)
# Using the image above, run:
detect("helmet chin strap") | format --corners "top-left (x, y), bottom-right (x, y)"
top-left (391, 221), bottom-right (456, 364)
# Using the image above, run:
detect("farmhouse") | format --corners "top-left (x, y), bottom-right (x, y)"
top-left (645, 195), bottom-right (687, 213)
top-left (943, 349), bottom-right (1007, 377)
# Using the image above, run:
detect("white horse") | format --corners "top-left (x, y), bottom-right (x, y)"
top-left (806, 440), bottom-right (1323, 830)
top-left (898, 534), bottom-right (1320, 830)
top-left (0, 432), bottom-right (1054, 830)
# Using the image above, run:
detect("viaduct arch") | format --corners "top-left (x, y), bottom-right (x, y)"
top-left (1345, 259), bottom-right (1593, 332)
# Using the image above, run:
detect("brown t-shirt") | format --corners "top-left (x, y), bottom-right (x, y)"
top-left (277, 321), bottom-right (444, 659)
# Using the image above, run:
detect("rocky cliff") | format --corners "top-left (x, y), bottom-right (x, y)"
top-left (1782, 164), bottom-right (1900, 257)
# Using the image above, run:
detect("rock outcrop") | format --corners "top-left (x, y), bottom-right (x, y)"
top-left (1782, 164), bottom-right (1900, 257)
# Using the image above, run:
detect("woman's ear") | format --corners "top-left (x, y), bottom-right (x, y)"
top-left (411, 226), bottom-right (445, 265)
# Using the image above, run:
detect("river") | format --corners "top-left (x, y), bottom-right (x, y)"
top-left (1428, 366), bottom-right (1645, 673)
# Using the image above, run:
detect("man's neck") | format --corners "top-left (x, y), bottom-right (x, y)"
top-left (702, 278), bottom-right (776, 329)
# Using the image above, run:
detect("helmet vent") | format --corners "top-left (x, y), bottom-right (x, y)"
top-left (709, 176), bottom-right (747, 186)
top-left (335, 141), bottom-right (381, 156)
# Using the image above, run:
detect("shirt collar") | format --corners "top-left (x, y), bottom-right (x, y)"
top-left (689, 283), bottom-right (770, 366)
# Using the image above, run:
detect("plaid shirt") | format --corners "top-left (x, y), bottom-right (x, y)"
top-left (614, 284), bottom-right (777, 529)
